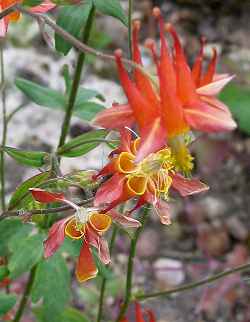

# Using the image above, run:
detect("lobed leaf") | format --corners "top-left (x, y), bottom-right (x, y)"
top-left (0, 292), bottom-right (16, 317)
top-left (8, 233), bottom-right (44, 279)
top-left (31, 253), bottom-right (70, 322)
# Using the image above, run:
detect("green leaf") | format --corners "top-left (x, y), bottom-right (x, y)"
top-left (23, 0), bottom-right (42, 6)
top-left (16, 78), bottom-right (65, 109)
top-left (0, 292), bottom-right (16, 317)
top-left (93, 0), bottom-right (128, 26)
top-left (60, 237), bottom-right (82, 257)
top-left (8, 233), bottom-right (44, 279)
top-left (74, 102), bottom-right (104, 121)
top-left (220, 84), bottom-right (250, 135)
top-left (31, 253), bottom-right (70, 322)
top-left (0, 219), bottom-right (23, 256)
top-left (61, 307), bottom-right (91, 322)
top-left (16, 77), bottom-right (104, 121)
top-left (0, 266), bottom-right (8, 281)
top-left (8, 223), bottom-right (33, 253)
top-left (55, 1), bottom-right (93, 55)
top-left (8, 171), bottom-right (50, 210)
top-left (57, 129), bottom-right (107, 157)
top-left (4, 146), bottom-right (48, 168)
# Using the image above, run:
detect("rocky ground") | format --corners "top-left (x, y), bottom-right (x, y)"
top-left (1, 1), bottom-right (250, 321)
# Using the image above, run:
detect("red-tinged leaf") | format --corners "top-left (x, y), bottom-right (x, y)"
top-left (172, 173), bottom-right (209, 197)
top-left (44, 217), bottom-right (70, 258)
top-left (93, 103), bottom-right (134, 129)
top-left (109, 209), bottom-right (141, 228)
top-left (135, 118), bottom-right (166, 162)
top-left (30, 188), bottom-right (65, 203)
top-left (94, 173), bottom-right (125, 207)
top-left (184, 100), bottom-right (237, 132)
top-left (196, 75), bottom-right (235, 96)
top-left (76, 242), bottom-right (98, 283)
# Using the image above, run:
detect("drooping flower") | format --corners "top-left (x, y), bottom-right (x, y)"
top-left (0, 0), bottom-right (55, 37)
top-left (30, 188), bottom-right (140, 282)
top-left (121, 302), bottom-right (156, 322)
top-left (94, 129), bottom-right (208, 225)
top-left (94, 8), bottom-right (236, 168)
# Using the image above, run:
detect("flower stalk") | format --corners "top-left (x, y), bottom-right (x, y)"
top-left (0, 44), bottom-right (7, 211)
top-left (115, 207), bottom-right (150, 322)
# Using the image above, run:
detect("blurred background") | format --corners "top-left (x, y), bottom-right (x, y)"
top-left (1, 0), bottom-right (250, 321)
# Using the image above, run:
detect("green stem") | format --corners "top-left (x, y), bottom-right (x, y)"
top-left (96, 226), bottom-right (118, 322)
top-left (135, 262), bottom-right (250, 301)
top-left (128, 0), bottom-right (133, 60)
top-left (57, 5), bottom-right (95, 149)
top-left (115, 207), bottom-right (150, 322)
top-left (12, 265), bottom-right (37, 322)
top-left (0, 45), bottom-right (7, 211)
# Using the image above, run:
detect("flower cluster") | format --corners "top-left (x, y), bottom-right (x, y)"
top-left (29, 7), bottom-right (236, 283)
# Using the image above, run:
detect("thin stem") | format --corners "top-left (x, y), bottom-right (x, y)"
top-left (0, 45), bottom-right (7, 211)
top-left (115, 207), bottom-right (150, 322)
top-left (135, 262), bottom-right (250, 301)
top-left (4, 4), bottom-right (156, 85)
top-left (13, 265), bottom-right (37, 322)
top-left (128, 0), bottom-right (133, 60)
top-left (96, 226), bottom-right (118, 322)
top-left (58, 5), bottom-right (95, 148)
top-left (0, 197), bottom-right (93, 221)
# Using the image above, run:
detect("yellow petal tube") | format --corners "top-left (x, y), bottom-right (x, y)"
top-left (116, 152), bottom-right (137, 173)
top-left (89, 213), bottom-right (112, 234)
top-left (126, 175), bottom-right (148, 196)
top-left (65, 218), bottom-right (85, 240)
top-left (130, 137), bottom-right (141, 155)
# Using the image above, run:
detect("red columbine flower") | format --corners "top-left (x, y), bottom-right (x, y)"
top-left (94, 8), bottom-right (236, 167)
top-left (30, 188), bottom-right (140, 282)
top-left (0, 0), bottom-right (55, 37)
top-left (94, 130), bottom-right (208, 225)
top-left (121, 302), bottom-right (156, 322)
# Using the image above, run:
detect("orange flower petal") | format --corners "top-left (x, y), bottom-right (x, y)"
top-left (117, 152), bottom-right (136, 173)
top-left (126, 175), bottom-right (148, 196)
top-left (192, 37), bottom-right (206, 87)
top-left (76, 242), bottom-right (98, 283)
top-left (65, 218), bottom-right (85, 240)
top-left (88, 213), bottom-right (112, 233)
